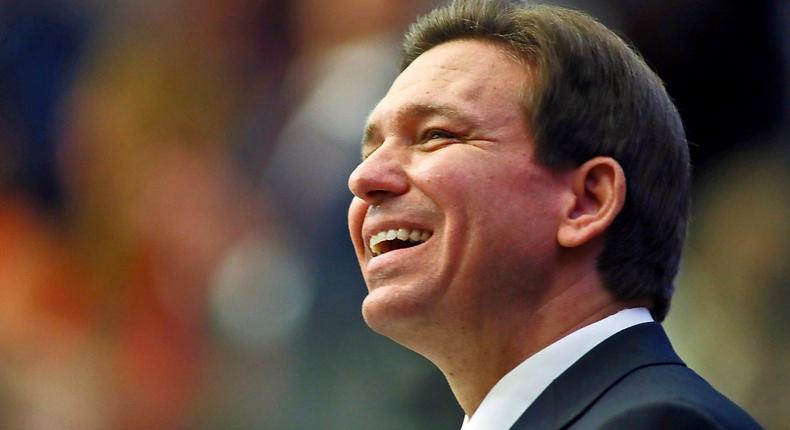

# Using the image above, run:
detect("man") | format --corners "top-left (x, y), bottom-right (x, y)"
top-left (346, 0), bottom-right (761, 428)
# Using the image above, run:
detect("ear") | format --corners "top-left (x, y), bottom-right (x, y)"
top-left (557, 157), bottom-right (626, 248)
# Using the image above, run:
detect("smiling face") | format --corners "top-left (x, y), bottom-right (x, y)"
top-left (348, 40), bottom-right (569, 346)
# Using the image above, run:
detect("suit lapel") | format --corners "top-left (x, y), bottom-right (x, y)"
top-left (509, 322), bottom-right (685, 430)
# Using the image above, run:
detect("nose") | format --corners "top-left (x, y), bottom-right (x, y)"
top-left (348, 144), bottom-right (409, 205)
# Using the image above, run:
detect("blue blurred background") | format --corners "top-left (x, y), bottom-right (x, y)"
top-left (0, 0), bottom-right (787, 428)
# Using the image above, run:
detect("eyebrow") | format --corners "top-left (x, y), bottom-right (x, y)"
top-left (361, 103), bottom-right (478, 156)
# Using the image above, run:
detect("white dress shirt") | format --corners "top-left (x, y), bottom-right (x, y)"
top-left (460, 307), bottom-right (654, 430)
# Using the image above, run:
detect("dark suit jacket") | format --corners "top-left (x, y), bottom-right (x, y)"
top-left (510, 322), bottom-right (762, 429)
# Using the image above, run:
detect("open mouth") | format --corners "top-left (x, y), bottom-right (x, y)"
top-left (369, 228), bottom-right (432, 257)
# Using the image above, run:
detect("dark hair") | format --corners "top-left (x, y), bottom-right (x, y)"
top-left (401, 0), bottom-right (690, 321)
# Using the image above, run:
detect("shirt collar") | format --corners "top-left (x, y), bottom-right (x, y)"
top-left (460, 307), bottom-right (653, 430)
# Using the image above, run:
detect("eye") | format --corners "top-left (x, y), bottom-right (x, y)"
top-left (419, 128), bottom-right (465, 152)
top-left (425, 129), bottom-right (457, 140)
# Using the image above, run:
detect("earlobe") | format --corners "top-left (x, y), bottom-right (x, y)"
top-left (557, 157), bottom-right (626, 248)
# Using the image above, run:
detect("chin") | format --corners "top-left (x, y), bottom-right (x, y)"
top-left (361, 285), bottom-right (437, 341)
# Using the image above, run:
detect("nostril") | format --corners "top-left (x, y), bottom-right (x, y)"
top-left (365, 189), bottom-right (394, 202)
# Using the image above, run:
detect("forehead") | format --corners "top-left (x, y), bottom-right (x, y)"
top-left (365, 39), bottom-right (527, 134)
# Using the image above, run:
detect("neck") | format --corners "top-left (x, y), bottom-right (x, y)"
top-left (436, 281), bottom-right (628, 417)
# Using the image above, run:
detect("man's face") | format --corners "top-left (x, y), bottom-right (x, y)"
top-left (348, 40), bottom-right (567, 341)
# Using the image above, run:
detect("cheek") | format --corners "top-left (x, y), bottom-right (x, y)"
top-left (488, 174), bottom-right (564, 268)
top-left (455, 160), bottom-right (563, 254)
top-left (412, 152), bottom-right (488, 203)
top-left (413, 150), bottom-right (562, 241)
top-left (419, 156), bottom-right (525, 211)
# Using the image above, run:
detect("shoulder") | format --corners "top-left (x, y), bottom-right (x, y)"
top-left (572, 364), bottom-right (763, 429)
top-left (594, 400), bottom-right (742, 430)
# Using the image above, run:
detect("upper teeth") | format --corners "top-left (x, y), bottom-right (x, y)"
top-left (369, 228), bottom-right (431, 256)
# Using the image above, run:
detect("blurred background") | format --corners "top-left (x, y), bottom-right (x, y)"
top-left (0, 0), bottom-right (786, 428)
